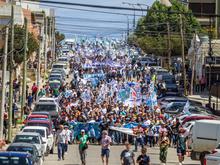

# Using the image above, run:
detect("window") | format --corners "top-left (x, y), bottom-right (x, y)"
top-left (189, 3), bottom-right (216, 14)
top-left (0, 156), bottom-right (29, 165)
top-left (23, 129), bottom-right (45, 138)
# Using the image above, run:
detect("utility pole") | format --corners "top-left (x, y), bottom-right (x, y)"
top-left (48, 18), bottom-right (52, 63)
top-left (167, 22), bottom-right (171, 70)
top-left (37, 24), bottom-right (42, 88)
top-left (208, 17), bottom-right (213, 107)
top-left (52, 17), bottom-right (56, 60)
top-left (21, 18), bottom-right (28, 120)
top-left (190, 33), bottom-right (197, 95)
top-left (0, 26), bottom-right (9, 140)
top-left (44, 17), bottom-right (48, 79)
top-left (8, 2), bottom-right (14, 142)
top-left (180, 14), bottom-right (187, 96)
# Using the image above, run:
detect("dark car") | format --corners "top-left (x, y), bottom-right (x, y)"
top-left (7, 143), bottom-right (41, 165)
top-left (162, 75), bottom-right (180, 96)
top-left (164, 102), bottom-right (212, 115)
top-left (0, 151), bottom-right (33, 165)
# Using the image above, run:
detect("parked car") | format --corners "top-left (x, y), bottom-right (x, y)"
top-left (164, 102), bottom-right (211, 115)
top-left (182, 115), bottom-right (215, 125)
top-left (31, 112), bottom-right (51, 121)
top-left (13, 132), bottom-right (46, 157)
top-left (33, 102), bottom-right (60, 119)
top-left (0, 152), bottom-right (33, 165)
top-left (205, 152), bottom-right (220, 165)
top-left (25, 120), bottom-right (53, 135)
top-left (23, 115), bottom-right (49, 124)
top-left (7, 143), bottom-right (42, 165)
top-left (22, 126), bottom-right (54, 155)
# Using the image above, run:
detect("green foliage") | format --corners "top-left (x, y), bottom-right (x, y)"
top-left (8, 25), bottom-right (39, 64)
top-left (134, 0), bottom-right (201, 56)
top-left (55, 31), bottom-right (65, 44)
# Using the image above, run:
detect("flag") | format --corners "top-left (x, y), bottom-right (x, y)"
top-left (183, 101), bottom-right (191, 115)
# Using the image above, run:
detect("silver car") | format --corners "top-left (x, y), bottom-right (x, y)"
top-left (13, 132), bottom-right (46, 159)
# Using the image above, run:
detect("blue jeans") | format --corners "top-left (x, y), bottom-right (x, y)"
top-left (58, 143), bottom-right (65, 159)
top-left (135, 137), bottom-right (144, 151)
top-left (64, 143), bottom-right (68, 152)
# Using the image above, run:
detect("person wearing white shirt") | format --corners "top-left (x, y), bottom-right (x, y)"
top-left (55, 125), bottom-right (68, 161)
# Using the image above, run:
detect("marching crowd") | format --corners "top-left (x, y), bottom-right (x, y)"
top-left (45, 41), bottom-right (188, 165)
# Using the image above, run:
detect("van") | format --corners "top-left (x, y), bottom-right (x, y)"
top-left (190, 120), bottom-right (220, 162)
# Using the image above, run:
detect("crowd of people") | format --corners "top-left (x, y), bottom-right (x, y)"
top-left (43, 41), bottom-right (189, 165)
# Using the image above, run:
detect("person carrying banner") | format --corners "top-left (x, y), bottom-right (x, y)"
top-left (133, 124), bottom-right (144, 152)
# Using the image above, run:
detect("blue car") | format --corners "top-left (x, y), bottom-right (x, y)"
top-left (0, 151), bottom-right (33, 165)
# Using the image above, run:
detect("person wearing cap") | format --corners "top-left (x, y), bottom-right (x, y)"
top-left (55, 125), bottom-right (68, 161)
top-left (120, 142), bottom-right (135, 165)
top-left (64, 125), bottom-right (72, 154)
top-left (101, 130), bottom-right (112, 165)
top-left (77, 129), bottom-right (89, 165)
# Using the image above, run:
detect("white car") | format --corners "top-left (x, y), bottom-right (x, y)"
top-left (22, 126), bottom-right (54, 156)
top-left (13, 132), bottom-right (46, 158)
top-left (205, 152), bottom-right (220, 165)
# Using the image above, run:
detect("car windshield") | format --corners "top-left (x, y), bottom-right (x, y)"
top-left (35, 104), bottom-right (56, 112)
top-left (23, 129), bottom-right (45, 137)
top-left (53, 65), bottom-right (64, 69)
top-left (0, 156), bottom-right (29, 165)
top-left (14, 135), bottom-right (40, 144)
top-left (7, 146), bottom-right (34, 155)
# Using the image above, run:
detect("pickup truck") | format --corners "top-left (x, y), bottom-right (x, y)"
top-left (22, 126), bottom-right (54, 155)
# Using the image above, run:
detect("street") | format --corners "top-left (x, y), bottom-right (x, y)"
top-left (44, 145), bottom-right (200, 165)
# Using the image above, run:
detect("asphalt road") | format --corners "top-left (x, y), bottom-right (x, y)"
top-left (43, 144), bottom-right (200, 165)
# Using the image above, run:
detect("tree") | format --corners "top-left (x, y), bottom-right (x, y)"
top-left (55, 31), bottom-right (65, 44)
top-left (8, 25), bottom-right (39, 64)
top-left (133, 0), bottom-right (201, 57)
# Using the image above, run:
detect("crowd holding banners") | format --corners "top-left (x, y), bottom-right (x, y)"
top-left (34, 39), bottom-right (192, 164)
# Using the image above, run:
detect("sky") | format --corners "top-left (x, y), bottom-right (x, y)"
top-left (40, 0), bottom-right (155, 38)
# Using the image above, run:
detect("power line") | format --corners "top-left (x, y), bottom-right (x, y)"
top-left (26, 1), bottom-right (143, 16)
top-left (27, 0), bottom-right (144, 12)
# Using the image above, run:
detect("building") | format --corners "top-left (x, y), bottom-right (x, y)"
top-left (188, 0), bottom-right (220, 38)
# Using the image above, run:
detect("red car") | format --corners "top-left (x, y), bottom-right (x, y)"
top-left (23, 115), bottom-right (48, 124)
top-left (25, 120), bottom-right (53, 134)
top-left (182, 115), bottom-right (215, 125)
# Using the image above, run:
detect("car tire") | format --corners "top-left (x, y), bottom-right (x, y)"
top-left (46, 146), bottom-right (50, 156)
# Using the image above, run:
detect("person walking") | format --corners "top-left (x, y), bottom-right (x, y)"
top-left (120, 142), bottom-right (135, 165)
top-left (159, 132), bottom-right (169, 165)
top-left (64, 125), bottom-right (72, 154)
top-left (101, 130), bottom-right (112, 165)
top-left (55, 125), bottom-right (68, 161)
top-left (136, 147), bottom-right (150, 165)
top-left (176, 127), bottom-right (187, 165)
top-left (133, 124), bottom-right (144, 152)
top-left (77, 129), bottom-right (89, 165)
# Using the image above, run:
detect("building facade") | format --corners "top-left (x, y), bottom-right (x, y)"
top-left (188, 0), bottom-right (220, 38)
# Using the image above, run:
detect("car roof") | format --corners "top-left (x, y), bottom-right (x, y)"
top-left (39, 97), bottom-right (56, 101)
top-left (26, 120), bottom-right (51, 124)
top-left (0, 151), bottom-right (31, 157)
top-left (53, 63), bottom-right (66, 66)
top-left (23, 126), bottom-right (48, 130)
top-left (8, 142), bottom-right (36, 148)
top-left (35, 102), bottom-right (57, 105)
top-left (16, 132), bottom-right (41, 136)
top-left (28, 115), bottom-right (48, 118)
top-left (31, 112), bottom-right (50, 115)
